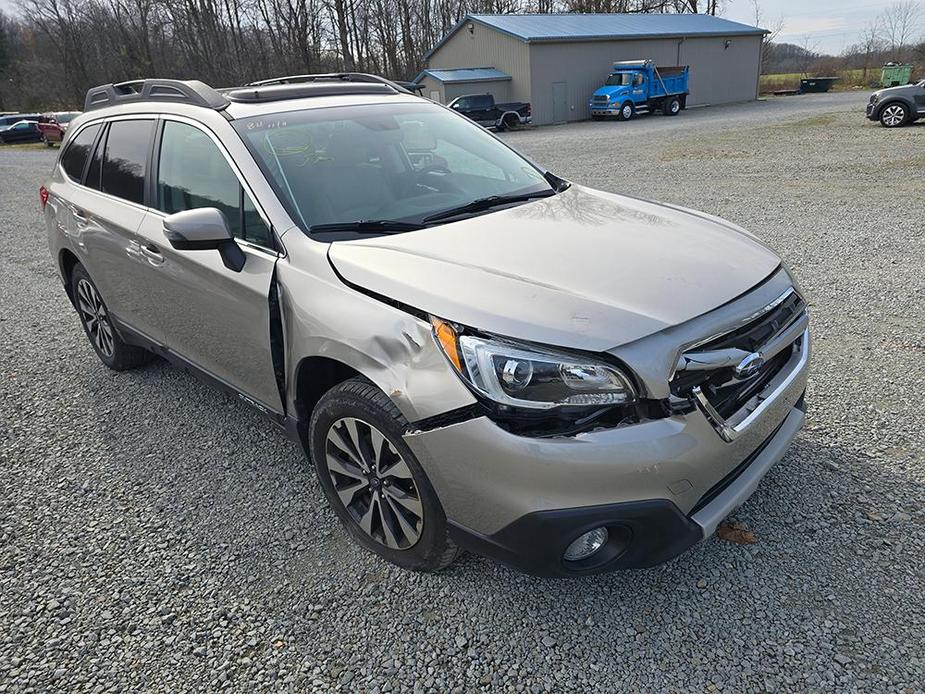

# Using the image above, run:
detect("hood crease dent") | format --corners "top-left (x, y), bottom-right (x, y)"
top-left (328, 186), bottom-right (780, 352)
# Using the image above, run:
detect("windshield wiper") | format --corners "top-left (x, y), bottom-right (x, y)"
top-left (309, 220), bottom-right (427, 235)
top-left (422, 190), bottom-right (556, 224)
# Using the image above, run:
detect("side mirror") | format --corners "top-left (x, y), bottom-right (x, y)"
top-left (163, 207), bottom-right (246, 272)
top-left (450, 103), bottom-right (460, 109)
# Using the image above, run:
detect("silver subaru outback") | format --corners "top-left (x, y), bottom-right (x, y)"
top-left (43, 75), bottom-right (809, 576)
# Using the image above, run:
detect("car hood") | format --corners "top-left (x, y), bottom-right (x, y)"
top-left (328, 186), bottom-right (781, 351)
top-left (875, 84), bottom-right (918, 99)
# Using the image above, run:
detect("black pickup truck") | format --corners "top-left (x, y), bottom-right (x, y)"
top-left (447, 93), bottom-right (532, 130)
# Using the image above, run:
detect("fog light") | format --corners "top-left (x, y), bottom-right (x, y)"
top-left (563, 527), bottom-right (609, 562)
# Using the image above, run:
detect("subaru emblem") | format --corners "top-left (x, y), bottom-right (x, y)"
top-left (735, 352), bottom-right (765, 379)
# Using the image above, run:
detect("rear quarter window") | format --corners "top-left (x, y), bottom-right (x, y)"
top-left (60, 124), bottom-right (101, 182)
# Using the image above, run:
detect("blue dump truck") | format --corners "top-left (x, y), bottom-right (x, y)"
top-left (590, 60), bottom-right (690, 121)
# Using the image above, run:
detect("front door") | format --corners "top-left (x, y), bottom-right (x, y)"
top-left (552, 82), bottom-right (568, 123)
top-left (915, 85), bottom-right (925, 113)
top-left (134, 119), bottom-right (283, 414)
top-left (632, 73), bottom-right (647, 103)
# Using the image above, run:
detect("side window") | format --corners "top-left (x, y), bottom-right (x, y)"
top-left (157, 120), bottom-right (271, 247)
top-left (634, 74), bottom-right (644, 87)
top-left (101, 119), bottom-right (154, 205)
top-left (455, 97), bottom-right (470, 110)
top-left (472, 95), bottom-right (492, 109)
top-left (85, 125), bottom-right (106, 191)
top-left (60, 124), bottom-right (101, 182)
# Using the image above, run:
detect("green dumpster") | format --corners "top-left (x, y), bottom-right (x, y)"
top-left (881, 64), bottom-right (913, 87)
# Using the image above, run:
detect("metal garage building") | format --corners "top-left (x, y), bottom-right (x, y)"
top-left (416, 13), bottom-right (767, 125)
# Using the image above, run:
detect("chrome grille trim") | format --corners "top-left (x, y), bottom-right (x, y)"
top-left (669, 285), bottom-right (809, 441)
top-left (693, 330), bottom-right (809, 442)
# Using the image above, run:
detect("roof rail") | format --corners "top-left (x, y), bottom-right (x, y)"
top-left (247, 72), bottom-right (414, 94)
top-left (224, 82), bottom-right (397, 104)
top-left (83, 79), bottom-right (229, 112)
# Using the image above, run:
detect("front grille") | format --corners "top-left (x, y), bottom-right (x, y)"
top-left (698, 289), bottom-right (804, 353)
top-left (592, 95), bottom-right (610, 104)
top-left (672, 289), bottom-right (806, 420)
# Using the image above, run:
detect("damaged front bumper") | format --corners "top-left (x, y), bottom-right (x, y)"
top-left (403, 329), bottom-right (809, 576)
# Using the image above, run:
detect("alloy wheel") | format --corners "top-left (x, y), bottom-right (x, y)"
top-left (622, 104), bottom-right (633, 119)
top-left (76, 278), bottom-right (115, 358)
top-left (671, 100), bottom-right (681, 114)
top-left (882, 105), bottom-right (906, 127)
top-left (324, 417), bottom-right (423, 550)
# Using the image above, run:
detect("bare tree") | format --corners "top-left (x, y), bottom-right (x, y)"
top-left (751, 0), bottom-right (782, 73)
top-left (879, 0), bottom-right (922, 62)
top-left (856, 18), bottom-right (884, 83)
top-left (796, 34), bottom-right (819, 76)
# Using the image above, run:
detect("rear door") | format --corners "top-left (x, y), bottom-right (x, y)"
top-left (470, 94), bottom-right (494, 124)
top-left (133, 117), bottom-right (283, 413)
top-left (64, 117), bottom-right (167, 341)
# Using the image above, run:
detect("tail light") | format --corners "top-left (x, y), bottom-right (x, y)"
top-left (525, 103), bottom-right (531, 116)
top-left (39, 185), bottom-right (49, 210)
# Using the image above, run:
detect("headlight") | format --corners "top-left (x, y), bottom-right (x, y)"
top-left (431, 317), bottom-right (636, 410)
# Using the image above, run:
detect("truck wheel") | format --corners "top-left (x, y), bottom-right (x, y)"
top-left (501, 113), bottom-right (520, 131)
top-left (42, 135), bottom-right (53, 148)
top-left (309, 377), bottom-right (460, 573)
top-left (618, 102), bottom-right (635, 121)
top-left (879, 103), bottom-right (908, 128)
top-left (663, 97), bottom-right (682, 116)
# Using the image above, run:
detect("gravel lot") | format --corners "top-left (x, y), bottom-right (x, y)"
top-left (2, 91), bottom-right (924, 693)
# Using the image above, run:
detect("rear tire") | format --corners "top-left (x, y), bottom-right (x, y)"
top-left (663, 97), bottom-right (682, 116)
top-left (309, 378), bottom-right (460, 572)
top-left (70, 263), bottom-right (154, 371)
top-left (879, 103), bottom-right (909, 128)
top-left (42, 135), bottom-right (53, 148)
top-left (617, 102), bottom-right (635, 121)
top-left (502, 113), bottom-right (520, 131)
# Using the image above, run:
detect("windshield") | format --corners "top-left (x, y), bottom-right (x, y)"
top-left (232, 101), bottom-right (552, 234)
top-left (605, 73), bottom-right (633, 86)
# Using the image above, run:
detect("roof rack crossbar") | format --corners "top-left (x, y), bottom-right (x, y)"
top-left (83, 79), bottom-right (230, 112)
top-left (247, 72), bottom-right (412, 94)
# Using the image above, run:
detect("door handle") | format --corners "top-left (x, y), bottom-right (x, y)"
top-left (140, 244), bottom-right (165, 266)
top-left (73, 209), bottom-right (88, 224)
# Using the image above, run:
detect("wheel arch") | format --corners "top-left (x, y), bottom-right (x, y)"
top-left (876, 98), bottom-right (912, 119)
top-left (498, 110), bottom-right (520, 128)
top-left (293, 355), bottom-right (365, 429)
top-left (59, 248), bottom-right (81, 304)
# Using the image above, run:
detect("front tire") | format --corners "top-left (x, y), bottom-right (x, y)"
top-left (70, 263), bottom-right (153, 371)
top-left (309, 378), bottom-right (459, 572)
top-left (879, 103), bottom-right (909, 128)
top-left (618, 102), bottom-right (635, 121)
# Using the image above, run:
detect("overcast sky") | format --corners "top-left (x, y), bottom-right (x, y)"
top-left (0, 0), bottom-right (913, 55)
top-left (725, 0), bottom-right (905, 53)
